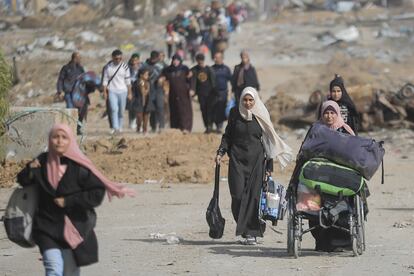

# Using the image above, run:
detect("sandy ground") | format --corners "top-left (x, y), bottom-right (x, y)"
top-left (2, 6), bottom-right (414, 276)
top-left (1, 140), bottom-right (414, 275)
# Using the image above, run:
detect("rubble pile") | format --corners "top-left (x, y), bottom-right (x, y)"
top-left (270, 82), bottom-right (414, 131)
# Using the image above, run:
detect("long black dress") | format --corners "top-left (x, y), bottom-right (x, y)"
top-left (218, 108), bottom-right (271, 237)
top-left (162, 64), bottom-right (193, 132)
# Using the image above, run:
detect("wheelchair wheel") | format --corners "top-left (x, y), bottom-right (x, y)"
top-left (357, 195), bottom-right (366, 254)
top-left (287, 199), bottom-right (295, 256)
top-left (351, 195), bottom-right (365, 256)
top-left (287, 198), bottom-right (301, 258)
top-left (293, 216), bottom-right (302, 259)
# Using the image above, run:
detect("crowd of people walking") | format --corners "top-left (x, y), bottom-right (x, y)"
top-left (56, 47), bottom-right (260, 135)
top-left (18, 68), bottom-right (372, 274)
top-left (29, 2), bottom-right (380, 273)
top-left (55, 1), bottom-right (252, 136)
top-left (164, 1), bottom-right (248, 62)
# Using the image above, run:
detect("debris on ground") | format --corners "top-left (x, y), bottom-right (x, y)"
top-left (270, 79), bottom-right (414, 131)
top-left (393, 221), bottom-right (412, 228)
top-left (149, 232), bottom-right (181, 245)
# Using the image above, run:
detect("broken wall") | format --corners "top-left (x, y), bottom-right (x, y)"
top-left (3, 107), bottom-right (78, 161)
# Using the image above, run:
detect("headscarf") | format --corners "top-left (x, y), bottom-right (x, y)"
top-left (329, 74), bottom-right (358, 116)
top-left (47, 124), bottom-right (135, 249)
top-left (171, 54), bottom-right (183, 64)
top-left (320, 100), bottom-right (355, 136)
top-left (239, 87), bottom-right (293, 169)
top-left (164, 54), bottom-right (187, 74)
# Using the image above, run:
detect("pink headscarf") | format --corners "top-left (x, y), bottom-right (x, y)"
top-left (47, 123), bottom-right (135, 249)
top-left (320, 100), bottom-right (355, 136)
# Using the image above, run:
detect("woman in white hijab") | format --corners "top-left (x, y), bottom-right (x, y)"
top-left (216, 87), bottom-right (292, 245)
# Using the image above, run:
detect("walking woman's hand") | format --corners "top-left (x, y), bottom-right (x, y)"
top-left (215, 155), bottom-right (222, 165)
top-left (54, 197), bottom-right (65, 208)
top-left (29, 159), bottom-right (41, 168)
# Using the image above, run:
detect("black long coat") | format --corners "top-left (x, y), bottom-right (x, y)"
top-left (17, 152), bottom-right (105, 266)
top-left (218, 108), bottom-right (272, 237)
top-left (162, 64), bottom-right (193, 132)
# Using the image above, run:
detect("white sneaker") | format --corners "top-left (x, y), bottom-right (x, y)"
top-left (129, 119), bottom-right (137, 129)
top-left (110, 129), bottom-right (115, 134)
top-left (241, 236), bottom-right (257, 245)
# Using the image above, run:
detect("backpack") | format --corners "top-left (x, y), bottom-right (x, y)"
top-left (71, 71), bottom-right (100, 109)
top-left (71, 80), bottom-right (87, 109)
top-left (299, 158), bottom-right (365, 196)
top-left (3, 185), bottom-right (38, 248)
top-left (301, 123), bottom-right (385, 180)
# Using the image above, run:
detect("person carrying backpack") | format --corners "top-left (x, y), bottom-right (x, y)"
top-left (16, 123), bottom-right (135, 276)
top-left (70, 71), bottom-right (100, 135)
top-left (56, 52), bottom-right (85, 108)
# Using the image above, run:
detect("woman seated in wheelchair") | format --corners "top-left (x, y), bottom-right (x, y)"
top-left (289, 100), bottom-right (362, 253)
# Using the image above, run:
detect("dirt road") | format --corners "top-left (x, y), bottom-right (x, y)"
top-left (2, 8), bottom-right (414, 275)
top-left (1, 139), bottom-right (413, 276)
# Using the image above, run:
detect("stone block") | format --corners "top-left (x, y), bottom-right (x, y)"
top-left (3, 107), bottom-right (78, 161)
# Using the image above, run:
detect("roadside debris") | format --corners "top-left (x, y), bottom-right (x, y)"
top-left (318, 26), bottom-right (360, 46)
top-left (99, 17), bottom-right (135, 29)
top-left (393, 221), bottom-right (412, 228)
top-left (272, 83), bottom-right (414, 131)
top-left (150, 232), bottom-right (181, 245)
top-left (77, 31), bottom-right (104, 43)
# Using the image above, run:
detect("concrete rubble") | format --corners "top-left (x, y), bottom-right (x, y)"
top-left (273, 83), bottom-right (414, 131)
top-left (3, 107), bottom-right (78, 162)
top-left (77, 31), bottom-right (105, 43)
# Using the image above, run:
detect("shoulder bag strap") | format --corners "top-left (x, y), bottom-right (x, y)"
top-left (107, 63), bottom-right (123, 87)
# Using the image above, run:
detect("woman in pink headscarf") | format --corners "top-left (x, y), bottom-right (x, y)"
top-left (319, 100), bottom-right (355, 136)
top-left (289, 100), bottom-right (356, 252)
top-left (17, 123), bottom-right (135, 276)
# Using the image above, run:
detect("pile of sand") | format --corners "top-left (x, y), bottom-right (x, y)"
top-left (82, 130), bottom-right (224, 185)
top-left (0, 131), bottom-right (225, 188)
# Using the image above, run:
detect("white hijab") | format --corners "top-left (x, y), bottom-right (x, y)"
top-left (239, 87), bottom-right (293, 169)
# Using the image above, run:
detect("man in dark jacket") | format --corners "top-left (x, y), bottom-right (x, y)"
top-left (231, 50), bottom-right (260, 103)
top-left (56, 52), bottom-right (85, 108)
top-left (191, 53), bottom-right (216, 133)
top-left (211, 52), bottom-right (232, 133)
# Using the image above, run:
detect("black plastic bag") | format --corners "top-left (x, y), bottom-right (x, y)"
top-left (206, 164), bottom-right (225, 239)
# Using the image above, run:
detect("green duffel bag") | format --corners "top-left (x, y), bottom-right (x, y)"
top-left (299, 158), bottom-right (365, 196)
